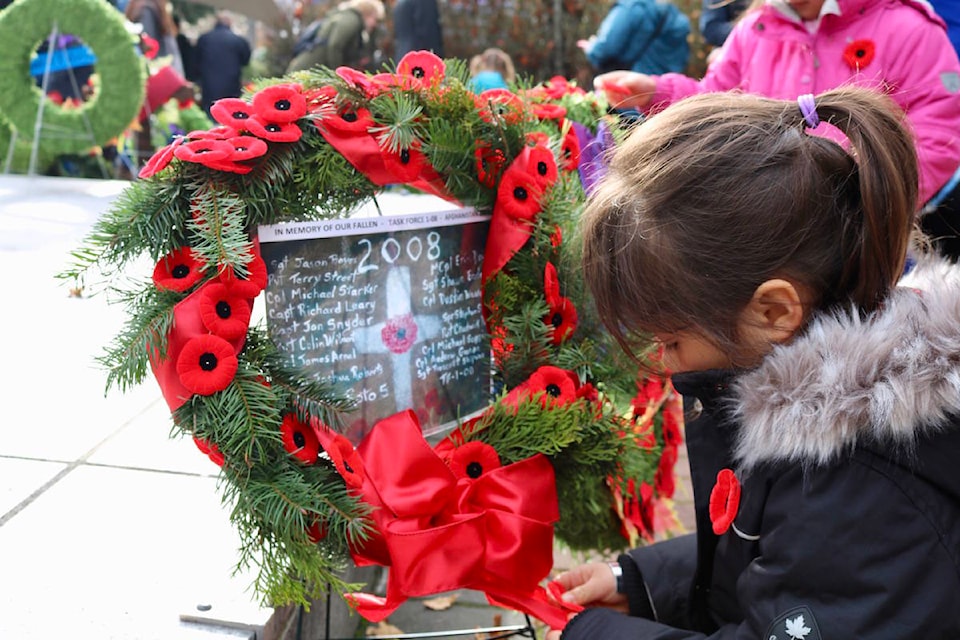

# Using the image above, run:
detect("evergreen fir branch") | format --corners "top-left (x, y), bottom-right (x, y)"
top-left (243, 328), bottom-right (357, 430)
top-left (61, 178), bottom-right (188, 280)
top-left (186, 184), bottom-right (251, 272)
top-left (369, 91), bottom-right (423, 153)
top-left (98, 285), bottom-right (180, 393)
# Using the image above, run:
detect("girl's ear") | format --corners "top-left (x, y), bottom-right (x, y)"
top-left (741, 278), bottom-right (806, 344)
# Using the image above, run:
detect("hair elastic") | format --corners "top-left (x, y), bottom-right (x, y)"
top-left (798, 93), bottom-right (820, 129)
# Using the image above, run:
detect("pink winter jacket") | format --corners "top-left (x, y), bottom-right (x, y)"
top-left (650, 0), bottom-right (960, 203)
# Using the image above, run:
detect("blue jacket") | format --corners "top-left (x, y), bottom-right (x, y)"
top-left (585, 0), bottom-right (690, 74)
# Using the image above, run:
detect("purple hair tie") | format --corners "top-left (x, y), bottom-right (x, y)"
top-left (798, 93), bottom-right (820, 129)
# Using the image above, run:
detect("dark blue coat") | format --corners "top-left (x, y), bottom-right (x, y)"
top-left (392, 0), bottom-right (444, 59)
top-left (196, 23), bottom-right (251, 113)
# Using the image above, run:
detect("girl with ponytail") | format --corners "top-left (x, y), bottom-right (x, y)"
top-left (547, 87), bottom-right (960, 639)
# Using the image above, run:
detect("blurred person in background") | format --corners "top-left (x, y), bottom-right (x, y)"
top-left (469, 47), bottom-right (515, 92)
top-left (286, 0), bottom-right (385, 72)
top-left (196, 11), bottom-right (251, 116)
top-left (577, 0), bottom-right (690, 74)
top-left (392, 0), bottom-right (444, 59)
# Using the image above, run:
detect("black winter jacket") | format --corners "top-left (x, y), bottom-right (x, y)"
top-left (562, 259), bottom-right (960, 639)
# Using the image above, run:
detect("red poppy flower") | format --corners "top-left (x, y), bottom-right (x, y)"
top-left (201, 135), bottom-right (269, 174)
top-left (635, 425), bottom-right (657, 450)
top-left (577, 382), bottom-right (599, 404)
top-left (152, 246), bottom-right (207, 291)
top-left (543, 75), bottom-right (571, 100)
top-left (141, 33), bottom-right (160, 59)
top-left (304, 84), bottom-right (339, 113)
top-left (317, 105), bottom-right (375, 134)
top-left (447, 441), bottom-right (501, 480)
top-left (496, 165), bottom-right (544, 221)
top-left (475, 143), bottom-right (506, 188)
top-left (382, 143), bottom-right (429, 183)
top-left (225, 135), bottom-right (268, 162)
top-left (381, 313), bottom-right (419, 354)
top-left (244, 116), bottom-right (303, 143)
top-left (193, 435), bottom-right (225, 467)
top-left (336, 66), bottom-right (380, 97)
top-left (176, 334), bottom-right (239, 395)
top-left (187, 125), bottom-right (239, 141)
top-left (210, 98), bottom-right (256, 130)
top-left (173, 139), bottom-right (235, 169)
top-left (525, 365), bottom-right (579, 407)
top-left (280, 414), bottom-right (320, 463)
top-left (560, 125), bottom-right (581, 171)
top-left (324, 433), bottom-right (365, 488)
top-left (251, 83), bottom-right (306, 123)
top-left (396, 50), bottom-right (446, 88)
top-left (199, 282), bottom-right (252, 340)
top-left (532, 103), bottom-right (567, 121)
top-left (220, 251), bottom-right (268, 297)
top-left (543, 263), bottom-right (578, 344)
top-left (661, 410), bottom-right (683, 448)
top-left (490, 324), bottom-right (514, 367)
top-left (139, 137), bottom-right (185, 179)
top-left (709, 468), bottom-right (741, 535)
top-left (477, 89), bottom-right (525, 124)
top-left (526, 144), bottom-right (558, 190)
top-left (655, 444), bottom-right (678, 498)
top-left (550, 225), bottom-right (563, 248)
top-left (622, 479), bottom-right (655, 540)
top-left (843, 39), bottom-right (875, 70)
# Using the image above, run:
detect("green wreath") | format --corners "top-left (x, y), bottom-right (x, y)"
top-left (0, 0), bottom-right (145, 155)
top-left (62, 55), bottom-right (683, 614)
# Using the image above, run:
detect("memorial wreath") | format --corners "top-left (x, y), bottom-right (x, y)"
top-left (0, 0), bottom-right (145, 155)
top-left (63, 52), bottom-right (683, 627)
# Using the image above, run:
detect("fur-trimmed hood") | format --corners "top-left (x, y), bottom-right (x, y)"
top-left (732, 257), bottom-right (960, 471)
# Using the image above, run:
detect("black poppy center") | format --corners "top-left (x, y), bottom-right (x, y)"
top-left (293, 431), bottom-right (306, 448)
top-left (545, 383), bottom-right (562, 397)
top-left (537, 160), bottom-right (548, 176)
top-left (412, 66), bottom-right (425, 78)
top-left (232, 111), bottom-right (249, 119)
top-left (275, 99), bottom-right (291, 111)
top-left (236, 146), bottom-right (247, 152)
top-left (563, 145), bottom-right (573, 158)
top-left (400, 149), bottom-right (411, 164)
top-left (551, 312), bottom-right (563, 328)
top-left (342, 111), bottom-right (358, 122)
top-left (216, 300), bottom-right (232, 319)
top-left (343, 461), bottom-right (354, 473)
top-left (199, 352), bottom-right (218, 371)
top-left (196, 148), bottom-right (210, 153)
top-left (265, 123), bottom-right (282, 132)
top-left (856, 49), bottom-right (866, 58)
top-left (172, 264), bottom-right (190, 279)
top-left (513, 186), bottom-right (528, 201)
top-left (466, 461), bottom-right (483, 479)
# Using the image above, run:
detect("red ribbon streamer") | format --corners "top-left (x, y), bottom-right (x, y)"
top-left (316, 119), bottom-right (456, 202)
top-left (344, 410), bottom-right (571, 629)
top-left (481, 146), bottom-right (538, 284)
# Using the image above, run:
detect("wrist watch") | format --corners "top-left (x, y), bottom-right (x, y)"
top-left (607, 561), bottom-right (624, 593)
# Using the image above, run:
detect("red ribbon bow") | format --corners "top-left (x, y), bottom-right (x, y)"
top-left (345, 410), bottom-right (572, 629)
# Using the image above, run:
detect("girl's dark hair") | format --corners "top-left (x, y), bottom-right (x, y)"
top-left (581, 86), bottom-right (918, 363)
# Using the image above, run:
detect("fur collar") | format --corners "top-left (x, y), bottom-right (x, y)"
top-left (731, 257), bottom-right (960, 469)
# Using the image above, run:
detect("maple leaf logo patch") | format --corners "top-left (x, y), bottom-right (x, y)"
top-left (785, 614), bottom-right (812, 639)
top-left (765, 606), bottom-right (822, 640)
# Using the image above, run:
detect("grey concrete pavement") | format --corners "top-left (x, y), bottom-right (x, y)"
top-left (0, 174), bottom-right (272, 639)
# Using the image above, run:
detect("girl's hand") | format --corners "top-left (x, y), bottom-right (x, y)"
top-left (549, 562), bottom-right (628, 610)
top-left (593, 71), bottom-right (656, 109)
